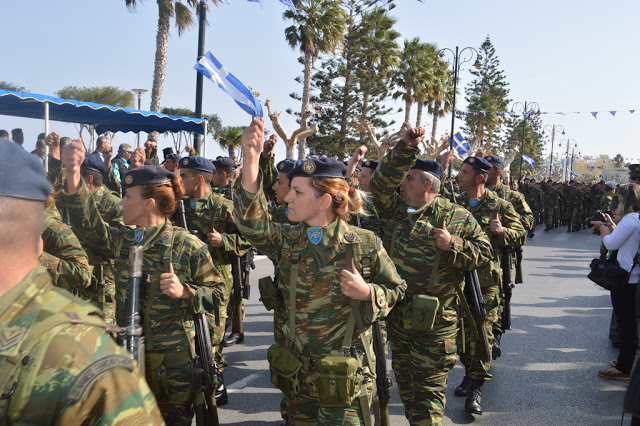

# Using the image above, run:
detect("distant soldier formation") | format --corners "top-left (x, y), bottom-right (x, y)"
top-left (0, 123), bottom-right (637, 426)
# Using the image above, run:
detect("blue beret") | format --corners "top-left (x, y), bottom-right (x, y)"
top-left (484, 155), bottom-right (505, 169)
top-left (362, 160), bottom-right (379, 170)
top-left (180, 156), bottom-right (215, 173)
top-left (411, 159), bottom-right (443, 180)
top-left (212, 157), bottom-right (237, 170)
top-left (122, 165), bottom-right (175, 190)
top-left (606, 183), bottom-right (617, 190)
top-left (0, 140), bottom-right (51, 201)
top-left (144, 159), bottom-right (152, 166)
top-left (344, 161), bottom-right (362, 173)
top-left (289, 158), bottom-right (347, 180)
top-left (277, 159), bottom-right (301, 174)
top-left (166, 153), bottom-right (180, 161)
top-left (629, 164), bottom-right (640, 177)
top-left (463, 156), bottom-right (492, 174)
top-left (82, 152), bottom-right (107, 176)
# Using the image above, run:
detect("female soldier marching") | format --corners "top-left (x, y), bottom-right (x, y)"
top-left (235, 118), bottom-right (406, 425)
top-left (62, 139), bottom-right (226, 425)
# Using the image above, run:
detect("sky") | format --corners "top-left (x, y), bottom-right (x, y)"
top-left (1, 0), bottom-right (639, 165)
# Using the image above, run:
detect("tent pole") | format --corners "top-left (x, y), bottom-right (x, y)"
top-left (203, 122), bottom-right (208, 158)
top-left (44, 101), bottom-right (49, 173)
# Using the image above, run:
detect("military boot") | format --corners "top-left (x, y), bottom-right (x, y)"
top-left (567, 225), bottom-right (572, 233)
top-left (216, 374), bottom-right (228, 406)
top-left (465, 379), bottom-right (484, 415)
top-left (544, 225), bottom-right (552, 232)
top-left (454, 375), bottom-right (472, 397)
top-left (492, 331), bottom-right (502, 360)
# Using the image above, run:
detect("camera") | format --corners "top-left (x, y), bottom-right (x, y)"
top-left (585, 210), bottom-right (607, 228)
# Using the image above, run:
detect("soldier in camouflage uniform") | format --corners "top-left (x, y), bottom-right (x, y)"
top-left (454, 156), bottom-right (527, 415)
top-left (76, 154), bottom-right (125, 324)
top-left (541, 180), bottom-right (559, 232)
top-left (62, 140), bottom-right (227, 426)
top-left (369, 127), bottom-right (492, 426)
top-left (177, 155), bottom-right (252, 406)
top-left (41, 200), bottom-right (92, 293)
top-left (0, 141), bottom-right (163, 425)
top-left (236, 118), bottom-right (407, 425)
top-left (346, 146), bottom-right (382, 235)
top-left (602, 183), bottom-right (616, 214)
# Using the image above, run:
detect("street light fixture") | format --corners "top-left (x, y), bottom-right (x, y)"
top-left (511, 101), bottom-right (540, 181)
top-left (435, 46), bottom-right (481, 177)
top-left (559, 138), bottom-right (577, 182)
top-left (542, 124), bottom-right (565, 179)
top-left (131, 88), bottom-right (148, 148)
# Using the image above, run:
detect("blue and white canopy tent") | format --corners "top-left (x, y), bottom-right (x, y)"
top-left (0, 89), bottom-right (209, 165)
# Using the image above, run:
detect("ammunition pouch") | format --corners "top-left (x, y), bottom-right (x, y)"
top-left (410, 294), bottom-right (440, 331)
top-left (267, 343), bottom-right (301, 398)
top-left (315, 356), bottom-right (363, 408)
top-left (145, 350), bottom-right (190, 397)
top-left (258, 276), bottom-right (280, 311)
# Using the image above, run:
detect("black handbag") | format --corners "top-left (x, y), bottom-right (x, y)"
top-left (587, 251), bottom-right (630, 291)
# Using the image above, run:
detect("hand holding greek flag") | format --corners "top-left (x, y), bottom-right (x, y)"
top-left (194, 52), bottom-right (263, 117)
top-left (522, 154), bottom-right (536, 167)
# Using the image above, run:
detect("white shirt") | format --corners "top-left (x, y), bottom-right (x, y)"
top-left (603, 213), bottom-right (640, 283)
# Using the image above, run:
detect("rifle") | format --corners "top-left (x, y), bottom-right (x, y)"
top-left (178, 200), bottom-right (191, 233)
top-left (123, 246), bottom-right (145, 371)
top-left (193, 312), bottom-right (220, 426)
top-left (241, 249), bottom-right (255, 300)
top-left (230, 251), bottom-right (252, 300)
top-left (464, 270), bottom-right (491, 362)
top-left (501, 248), bottom-right (515, 331)
top-left (372, 320), bottom-right (391, 426)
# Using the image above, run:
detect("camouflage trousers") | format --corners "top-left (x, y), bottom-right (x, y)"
top-left (543, 204), bottom-right (556, 226)
top-left (459, 287), bottom-right (500, 381)
top-left (148, 356), bottom-right (194, 426)
top-left (565, 206), bottom-right (580, 226)
top-left (387, 307), bottom-right (458, 426)
top-left (208, 301), bottom-right (228, 373)
top-left (86, 268), bottom-right (116, 324)
top-left (283, 370), bottom-right (373, 425)
top-left (227, 295), bottom-right (246, 334)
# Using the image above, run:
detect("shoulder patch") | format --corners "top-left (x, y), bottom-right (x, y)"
top-left (65, 355), bottom-right (134, 403)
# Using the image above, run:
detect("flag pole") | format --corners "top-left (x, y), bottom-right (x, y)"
top-left (194, 0), bottom-right (206, 155)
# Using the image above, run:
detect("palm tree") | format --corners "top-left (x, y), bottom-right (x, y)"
top-left (613, 153), bottom-right (625, 167)
top-left (126, 0), bottom-right (218, 112)
top-left (412, 42), bottom-right (440, 128)
top-left (217, 126), bottom-right (244, 158)
top-left (284, 0), bottom-right (347, 159)
top-left (426, 61), bottom-right (453, 147)
top-left (393, 37), bottom-right (425, 124)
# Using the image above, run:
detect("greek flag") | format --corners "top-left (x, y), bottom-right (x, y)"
top-left (278, 0), bottom-right (296, 8)
top-left (450, 132), bottom-right (471, 157)
top-left (194, 52), bottom-right (263, 117)
top-left (522, 154), bottom-right (535, 167)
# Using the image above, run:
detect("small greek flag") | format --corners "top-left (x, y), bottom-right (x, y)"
top-left (194, 52), bottom-right (263, 117)
top-left (278, 0), bottom-right (296, 8)
top-left (522, 154), bottom-right (535, 167)
top-left (450, 132), bottom-right (471, 157)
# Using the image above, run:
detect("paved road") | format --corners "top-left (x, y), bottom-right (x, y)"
top-left (215, 224), bottom-right (632, 425)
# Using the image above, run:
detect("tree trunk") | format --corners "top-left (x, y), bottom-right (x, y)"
top-left (404, 97), bottom-right (412, 124)
top-left (431, 106), bottom-right (439, 147)
top-left (298, 50), bottom-right (314, 160)
top-left (150, 3), bottom-right (170, 112)
top-left (285, 144), bottom-right (294, 159)
top-left (416, 102), bottom-right (423, 127)
top-left (228, 145), bottom-right (235, 159)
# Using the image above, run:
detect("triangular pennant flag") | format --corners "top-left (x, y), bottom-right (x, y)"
top-left (591, 112), bottom-right (598, 119)
top-left (630, 110), bottom-right (635, 114)
top-left (479, 110), bottom-right (486, 115)
top-left (609, 111), bottom-right (617, 117)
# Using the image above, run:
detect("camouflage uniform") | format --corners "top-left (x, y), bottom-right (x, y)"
top-left (491, 182), bottom-right (534, 231)
top-left (353, 195), bottom-right (382, 235)
top-left (456, 190), bottom-right (526, 381)
top-left (64, 180), bottom-right (227, 425)
top-left (601, 193), bottom-right (614, 213)
top-left (82, 185), bottom-right (124, 324)
top-left (369, 141), bottom-right (492, 425)
top-left (0, 265), bottom-right (164, 425)
top-left (541, 183), bottom-right (559, 229)
top-left (41, 205), bottom-right (91, 292)
top-left (234, 178), bottom-right (407, 425)
top-left (178, 191), bottom-right (251, 373)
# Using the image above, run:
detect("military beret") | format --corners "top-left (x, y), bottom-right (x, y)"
top-left (606, 183), bottom-right (617, 190)
top-left (212, 157), bottom-right (237, 170)
top-left (162, 147), bottom-right (174, 158)
top-left (0, 140), bottom-right (51, 201)
top-left (180, 156), bottom-right (215, 173)
top-left (82, 152), bottom-right (107, 176)
top-left (629, 164), bottom-right (640, 178)
top-left (411, 159), bottom-right (443, 180)
top-left (484, 154), bottom-right (505, 169)
top-left (463, 156), bottom-right (492, 174)
top-left (362, 160), bottom-right (379, 170)
top-left (166, 153), bottom-right (180, 162)
top-left (276, 159), bottom-right (301, 174)
top-left (122, 165), bottom-right (175, 190)
top-left (289, 158), bottom-right (347, 180)
top-left (345, 161), bottom-right (362, 173)
top-left (144, 159), bottom-right (152, 166)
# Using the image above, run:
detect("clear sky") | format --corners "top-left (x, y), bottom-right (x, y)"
top-left (1, 0), bottom-right (638, 164)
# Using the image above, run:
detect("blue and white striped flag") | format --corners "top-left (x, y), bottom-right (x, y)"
top-left (450, 132), bottom-right (471, 157)
top-left (194, 52), bottom-right (263, 117)
top-left (278, 0), bottom-right (296, 8)
top-left (522, 154), bottom-right (535, 167)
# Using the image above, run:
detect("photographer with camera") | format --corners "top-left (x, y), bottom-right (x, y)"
top-left (591, 183), bottom-right (640, 381)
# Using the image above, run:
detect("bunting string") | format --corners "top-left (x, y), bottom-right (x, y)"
top-left (453, 108), bottom-right (638, 119)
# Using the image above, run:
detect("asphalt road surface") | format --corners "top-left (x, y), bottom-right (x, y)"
top-left (213, 224), bottom-right (633, 425)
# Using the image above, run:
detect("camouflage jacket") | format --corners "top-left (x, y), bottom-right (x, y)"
top-left (64, 180), bottom-right (226, 354)
top-left (491, 182), bottom-right (534, 232)
top-left (457, 190), bottom-right (527, 274)
top-left (92, 185), bottom-right (123, 228)
top-left (213, 182), bottom-right (233, 201)
top-left (41, 205), bottom-right (91, 292)
top-left (352, 194), bottom-right (382, 236)
top-left (601, 193), bottom-right (613, 212)
top-left (259, 154), bottom-right (278, 204)
top-left (0, 266), bottom-right (163, 425)
top-left (269, 203), bottom-right (293, 225)
top-left (234, 179), bottom-right (406, 361)
top-left (369, 140), bottom-right (492, 302)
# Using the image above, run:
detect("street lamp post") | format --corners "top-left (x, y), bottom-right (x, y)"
top-left (193, 0), bottom-right (207, 155)
top-left (559, 138), bottom-right (577, 182)
top-left (542, 124), bottom-right (565, 179)
top-left (435, 46), bottom-right (481, 177)
top-left (511, 101), bottom-right (540, 181)
top-left (570, 146), bottom-right (580, 180)
top-left (131, 88), bottom-right (148, 148)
